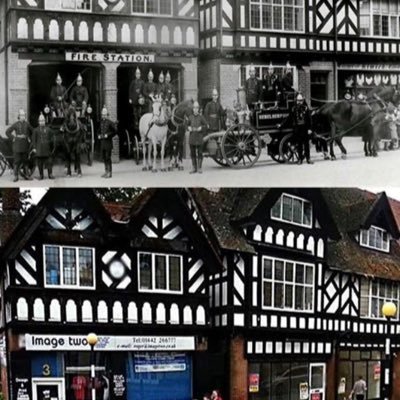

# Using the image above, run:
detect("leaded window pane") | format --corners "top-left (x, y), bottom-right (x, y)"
top-left (263, 282), bottom-right (272, 307)
top-left (63, 248), bottom-right (76, 286)
top-left (169, 256), bottom-right (181, 292)
top-left (155, 255), bottom-right (167, 290)
top-left (79, 248), bottom-right (93, 287)
top-left (45, 246), bottom-right (60, 285)
top-left (139, 253), bottom-right (152, 290)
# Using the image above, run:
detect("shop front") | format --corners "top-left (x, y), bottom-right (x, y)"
top-left (11, 334), bottom-right (197, 400)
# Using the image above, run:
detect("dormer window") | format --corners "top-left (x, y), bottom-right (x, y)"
top-left (271, 193), bottom-right (312, 228)
top-left (359, 225), bottom-right (390, 252)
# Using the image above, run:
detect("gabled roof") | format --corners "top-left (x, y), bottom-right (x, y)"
top-left (1, 189), bottom-right (114, 259)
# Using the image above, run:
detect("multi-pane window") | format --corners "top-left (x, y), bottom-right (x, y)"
top-left (360, 0), bottom-right (400, 37)
top-left (138, 252), bottom-right (183, 293)
top-left (44, 245), bottom-right (94, 288)
top-left (271, 193), bottom-right (312, 228)
top-left (359, 225), bottom-right (390, 252)
top-left (132, 0), bottom-right (172, 15)
top-left (45, 0), bottom-right (91, 11)
top-left (360, 278), bottom-right (399, 319)
top-left (262, 257), bottom-right (314, 311)
top-left (250, 0), bottom-right (304, 32)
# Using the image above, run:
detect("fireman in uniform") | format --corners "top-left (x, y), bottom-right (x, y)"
top-left (50, 73), bottom-right (67, 117)
top-left (164, 71), bottom-right (175, 102)
top-left (129, 67), bottom-right (145, 107)
top-left (157, 71), bottom-right (167, 100)
top-left (204, 88), bottom-right (225, 132)
top-left (280, 93), bottom-right (313, 164)
top-left (32, 113), bottom-right (55, 180)
top-left (187, 101), bottom-right (208, 174)
top-left (245, 65), bottom-right (262, 110)
top-left (5, 109), bottom-right (33, 182)
top-left (144, 69), bottom-right (158, 102)
top-left (262, 65), bottom-right (281, 104)
top-left (133, 94), bottom-right (150, 140)
top-left (98, 107), bottom-right (118, 178)
top-left (70, 73), bottom-right (89, 117)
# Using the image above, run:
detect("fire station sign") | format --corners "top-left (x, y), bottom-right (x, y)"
top-left (25, 334), bottom-right (195, 351)
top-left (65, 52), bottom-right (155, 63)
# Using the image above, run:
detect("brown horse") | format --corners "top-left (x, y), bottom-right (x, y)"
top-left (315, 86), bottom-right (400, 159)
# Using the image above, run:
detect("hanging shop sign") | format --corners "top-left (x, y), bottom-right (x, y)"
top-left (339, 64), bottom-right (400, 71)
top-left (299, 382), bottom-right (309, 400)
top-left (134, 353), bottom-right (187, 373)
top-left (248, 373), bottom-right (259, 393)
top-left (25, 334), bottom-right (195, 351)
top-left (65, 52), bottom-right (155, 63)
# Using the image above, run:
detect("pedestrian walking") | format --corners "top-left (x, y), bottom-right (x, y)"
top-left (187, 101), bottom-right (208, 174)
top-left (98, 107), bottom-right (118, 179)
top-left (31, 113), bottom-right (55, 180)
top-left (5, 109), bottom-right (33, 182)
top-left (349, 376), bottom-right (367, 400)
top-left (210, 389), bottom-right (223, 400)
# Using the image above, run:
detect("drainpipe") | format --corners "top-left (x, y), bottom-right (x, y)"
top-left (333, 0), bottom-right (338, 101)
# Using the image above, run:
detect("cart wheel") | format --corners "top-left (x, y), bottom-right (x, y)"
top-left (0, 154), bottom-right (6, 177)
top-left (123, 129), bottom-right (132, 159)
top-left (132, 136), bottom-right (141, 165)
top-left (269, 137), bottom-right (286, 164)
top-left (211, 155), bottom-right (229, 167)
top-left (221, 123), bottom-right (261, 169)
top-left (279, 133), bottom-right (300, 164)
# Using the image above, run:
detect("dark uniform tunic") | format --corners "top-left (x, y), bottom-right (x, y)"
top-left (61, 119), bottom-right (84, 175)
top-left (129, 79), bottom-right (145, 105)
top-left (262, 73), bottom-right (281, 102)
top-left (50, 84), bottom-right (67, 113)
top-left (164, 83), bottom-right (176, 101)
top-left (204, 101), bottom-right (225, 132)
top-left (245, 77), bottom-right (262, 106)
top-left (32, 126), bottom-right (55, 177)
top-left (143, 81), bottom-right (158, 100)
top-left (70, 85), bottom-right (89, 108)
top-left (188, 114), bottom-right (208, 146)
top-left (157, 82), bottom-right (167, 100)
top-left (98, 118), bottom-right (118, 173)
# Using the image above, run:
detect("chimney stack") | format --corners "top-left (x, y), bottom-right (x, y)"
top-left (1, 188), bottom-right (22, 245)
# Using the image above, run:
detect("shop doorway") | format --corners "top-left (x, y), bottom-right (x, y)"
top-left (28, 63), bottom-right (103, 126)
top-left (309, 363), bottom-right (325, 400)
top-left (310, 72), bottom-right (329, 107)
top-left (32, 377), bottom-right (64, 400)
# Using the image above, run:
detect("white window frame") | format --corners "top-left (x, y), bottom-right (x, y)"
top-left (270, 193), bottom-right (313, 228)
top-left (360, 278), bottom-right (399, 320)
top-left (43, 244), bottom-right (96, 290)
top-left (131, 0), bottom-right (173, 17)
top-left (249, 0), bottom-right (305, 34)
top-left (360, 0), bottom-right (400, 38)
top-left (359, 225), bottom-right (390, 253)
top-left (137, 251), bottom-right (183, 294)
top-left (261, 255), bottom-right (315, 313)
top-left (44, 0), bottom-right (92, 12)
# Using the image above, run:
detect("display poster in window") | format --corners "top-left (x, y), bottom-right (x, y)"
top-left (15, 377), bottom-right (31, 400)
top-left (299, 382), bottom-right (308, 400)
top-left (110, 353), bottom-right (126, 400)
top-left (374, 363), bottom-right (381, 380)
top-left (338, 377), bottom-right (346, 394)
top-left (248, 373), bottom-right (259, 393)
top-left (134, 353), bottom-right (187, 373)
top-left (311, 393), bottom-right (321, 400)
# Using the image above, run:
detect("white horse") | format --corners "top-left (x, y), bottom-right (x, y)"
top-left (139, 100), bottom-right (171, 172)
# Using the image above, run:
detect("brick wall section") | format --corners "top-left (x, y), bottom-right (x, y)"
top-left (220, 63), bottom-right (241, 109)
top-left (198, 58), bottom-right (220, 103)
top-left (7, 50), bottom-right (29, 127)
top-left (0, 188), bottom-right (22, 244)
top-left (230, 335), bottom-right (248, 400)
top-left (182, 57), bottom-right (198, 101)
top-left (298, 66), bottom-right (311, 104)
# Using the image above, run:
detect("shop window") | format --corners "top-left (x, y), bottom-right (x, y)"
top-left (262, 256), bottom-right (314, 312)
top-left (45, 0), bottom-right (91, 11)
top-left (138, 252), bottom-right (183, 294)
top-left (271, 193), bottom-right (313, 228)
top-left (250, 0), bottom-right (304, 32)
top-left (44, 245), bottom-right (95, 289)
top-left (360, 278), bottom-right (399, 319)
top-left (132, 0), bottom-right (172, 15)
top-left (359, 225), bottom-right (390, 252)
top-left (360, 0), bottom-right (400, 37)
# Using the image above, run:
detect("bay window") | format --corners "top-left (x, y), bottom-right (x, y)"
top-left (360, 278), bottom-right (399, 319)
top-left (138, 252), bottom-right (183, 294)
top-left (45, 0), bottom-right (91, 11)
top-left (250, 0), bottom-right (304, 32)
top-left (271, 193), bottom-right (312, 228)
top-left (44, 245), bottom-right (95, 288)
top-left (360, 0), bottom-right (400, 37)
top-left (262, 256), bottom-right (314, 311)
top-left (132, 0), bottom-right (172, 15)
top-left (359, 225), bottom-right (390, 252)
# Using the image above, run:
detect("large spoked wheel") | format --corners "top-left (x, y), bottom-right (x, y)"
top-left (211, 154), bottom-right (229, 167)
top-left (221, 123), bottom-right (261, 169)
top-left (0, 153), bottom-right (6, 177)
top-left (279, 133), bottom-right (300, 164)
top-left (269, 137), bottom-right (286, 164)
top-left (132, 136), bottom-right (141, 165)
